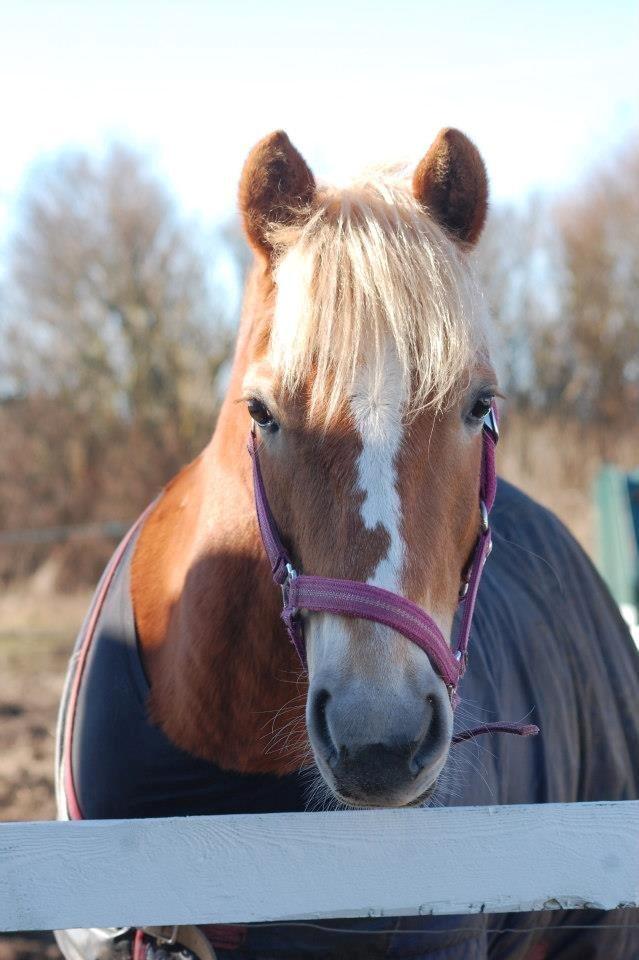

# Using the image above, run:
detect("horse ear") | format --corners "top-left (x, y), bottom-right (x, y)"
top-left (238, 131), bottom-right (316, 258)
top-left (412, 128), bottom-right (488, 246)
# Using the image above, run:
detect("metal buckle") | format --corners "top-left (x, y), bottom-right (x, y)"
top-left (459, 504), bottom-right (490, 599)
top-left (281, 562), bottom-right (298, 610)
top-left (480, 500), bottom-right (489, 534)
top-left (483, 407), bottom-right (499, 442)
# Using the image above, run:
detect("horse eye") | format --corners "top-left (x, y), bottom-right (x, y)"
top-left (248, 398), bottom-right (277, 430)
top-left (468, 396), bottom-right (492, 423)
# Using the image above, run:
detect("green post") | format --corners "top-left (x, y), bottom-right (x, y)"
top-left (594, 465), bottom-right (639, 608)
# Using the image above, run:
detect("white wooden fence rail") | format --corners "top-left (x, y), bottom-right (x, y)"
top-left (1, 801), bottom-right (638, 932)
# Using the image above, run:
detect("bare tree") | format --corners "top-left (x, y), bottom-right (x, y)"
top-left (474, 196), bottom-right (562, 409)
top-left (475, 137), bottom-right (639, 439)
top-left (0, 144), bottom-right (234, 587)
top-left (553, 137), bottom-right (639, 433)
top-left (218, 216), bottom-right (253, 291)
top-left (6, 145), bottom-right (230, 431)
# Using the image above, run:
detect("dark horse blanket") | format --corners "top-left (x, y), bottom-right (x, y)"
top-left (56, 481), bottom-right (639, 960)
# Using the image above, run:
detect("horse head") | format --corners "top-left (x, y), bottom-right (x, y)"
top-left (236, 129), bottom-right (497, 807)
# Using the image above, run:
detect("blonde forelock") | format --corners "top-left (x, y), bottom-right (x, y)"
top-left (268, 167), bottom-right (486, 424)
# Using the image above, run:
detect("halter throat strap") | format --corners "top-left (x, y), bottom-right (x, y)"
top-left (248, 410), bottom-right (538, 745)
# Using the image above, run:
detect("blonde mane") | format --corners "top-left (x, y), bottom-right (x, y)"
top-left (268, 167), bottom-right (487, 423)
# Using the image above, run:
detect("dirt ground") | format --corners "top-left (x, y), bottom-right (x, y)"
top-left (0, 591), bottom-right (91, 960)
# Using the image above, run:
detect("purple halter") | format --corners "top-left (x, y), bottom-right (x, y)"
top-left (248, 409), bottom-right (539, 745)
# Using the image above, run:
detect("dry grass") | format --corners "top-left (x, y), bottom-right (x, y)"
top-left (0, 589), bottom-right (92, 637)
top-left (0, 590), bottom-right (91, 823)
top-left (0, 612), bottom-right (87, 960)
top-left (0, 599), bottom-right (89, 959)
top-left (499, 413), bottom-right (637, 560)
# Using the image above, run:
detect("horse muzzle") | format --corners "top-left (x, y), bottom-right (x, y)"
top-left (307, 669), bottom-right (453, 807)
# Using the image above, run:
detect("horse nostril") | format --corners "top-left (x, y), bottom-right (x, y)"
top-left (311, 688), bottom-right (337, 767)
top-left (410, 692), bottom-right (445, 775)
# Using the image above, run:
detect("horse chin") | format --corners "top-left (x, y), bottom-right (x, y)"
top-left (312, 757), bottom-right (443, 810)
top-left (335, 780), bottom-right (439, 810)
top-left (405, 780), bottom-right (439, 807)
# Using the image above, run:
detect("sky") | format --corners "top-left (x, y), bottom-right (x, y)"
top-left (1, 0), bottom-right (638, 240)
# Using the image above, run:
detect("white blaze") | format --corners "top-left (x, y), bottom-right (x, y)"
top-left (350, 344), bottom-right (407, 592)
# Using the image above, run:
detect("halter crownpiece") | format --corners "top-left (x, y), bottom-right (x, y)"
top-left (248, 408), bottom-right (539, 746)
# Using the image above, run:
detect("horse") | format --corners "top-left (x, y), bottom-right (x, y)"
top-left (55, 128), bottom-right (639, 960)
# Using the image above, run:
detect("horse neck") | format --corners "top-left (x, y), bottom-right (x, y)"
top-left (132, 266), bottom-right (307, 775)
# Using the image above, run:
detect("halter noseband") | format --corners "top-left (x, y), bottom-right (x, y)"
top-left (248, 408), bottom-right (538, 745)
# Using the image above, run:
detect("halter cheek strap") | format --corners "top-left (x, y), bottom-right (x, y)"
top-left (248, 408), bottom-right (538, 746)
